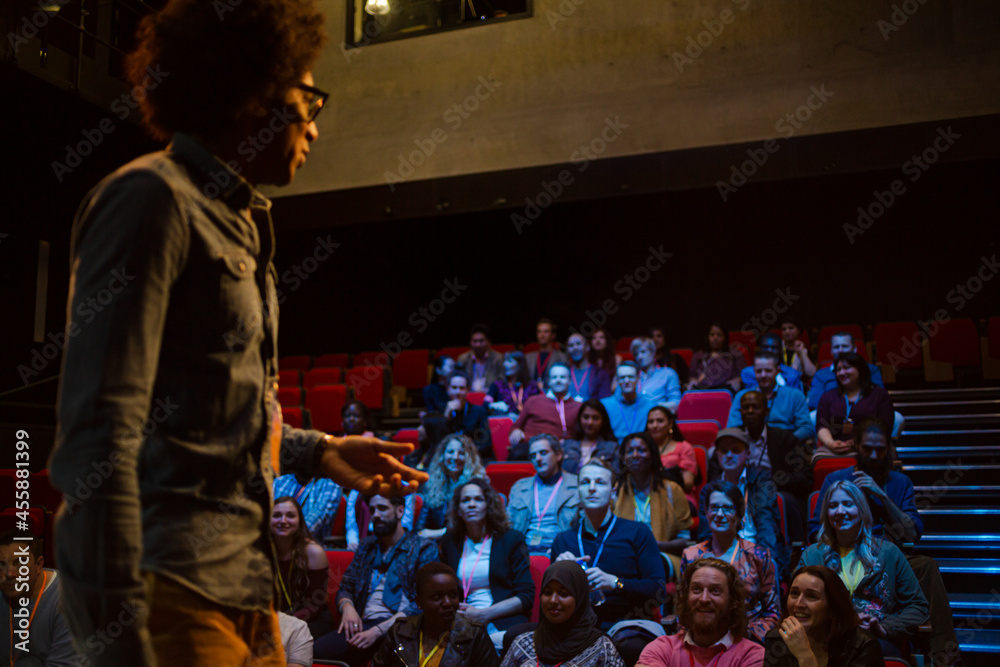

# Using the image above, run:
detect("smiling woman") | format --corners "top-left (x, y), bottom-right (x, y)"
top-left (270, 496), bottom-right (333, 638)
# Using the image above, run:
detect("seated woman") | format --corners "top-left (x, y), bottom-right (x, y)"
top-left (423, 356), bottom-right (456, 415)
top-left (681, 480), bottom-right (780, 644)
top-left (799, 481), bottom-right (929, 657)
top-left (501, 560), bottom-right (626, 667)
top-left (484, 350), bottom-right (540, 416)
top-left (588, 327), bottom-right (622, 377)
top-left (649, 326), bottom-right (689, 387)
top-left (765, 565), bottom-right (883, 667)
top-left (814, 352), bottom-right (895, 461)
top-left (686, 321), bottom-right (745, 392)
top-left (562, 399), bottom-right (619, 475)
top-left (439, 478), bottom-right (536, 649)
top-left (645, 406), bottom-right (697, 505)
top-left (271, 496), bottom-right (332, 638)
top-left (416, 434), bottom-right (488, 540)
top-left (403, 411), bottom-right (449, 471)
top-left (372, 562), bottom-right (500, 667)
top-left (612, 432), bottom-right (692, 579)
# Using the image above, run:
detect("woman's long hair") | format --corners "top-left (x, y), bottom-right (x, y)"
top-left (646, 405), bottom-right (685, 443)
top-left (569, 399), bottom-right (616, 442)
top-left (423, 434), bottom-right (487, 509)
top-left (834, 352), bottom-right (873, 397)
top-left (587, 327), bottom-right (618, 371)
top-left (787, 565), bottom-right (861, 647)
top-left (271, 495), bottom-right (315, 603)
top-left (615, 432), bottom-right (665, 493)
top-left (503, 350), bottom-right (532, 388)
top-left (815, 480), bottom-right (879, 572)
top-left (445, 477), bottom-right (510, 537)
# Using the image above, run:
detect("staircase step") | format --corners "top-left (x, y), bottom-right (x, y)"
top-left (959, 628), bottom-right (1000, 655)
top-left (900, 429), bottom-right (1000, 447)
top-left (934, 559), bottom-right (1000, 594)
top-left (919, 508), bottom-right (1000, 533)
top-left (903, 464), bottom-right (1000, 486)
top-left (889, 387), bottom-right (1000, 402)
top-left (949, 592), bottom-right (1000, 618)
top-left (903, 414), bottom-right (1000, 427)
top-left (896, 399), bottom-right (1000, 417)
top-left (897, 445), bottom-right (1000, 463)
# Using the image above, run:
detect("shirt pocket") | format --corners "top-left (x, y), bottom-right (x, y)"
top-left (216, 249), bottom-right (262, 352)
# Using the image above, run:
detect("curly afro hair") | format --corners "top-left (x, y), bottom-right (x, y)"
top-left (125, 0), bottom-right (327, 141)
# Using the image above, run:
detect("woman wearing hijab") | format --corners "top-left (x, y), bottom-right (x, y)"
top-left (501, 560), bottom-right (625, 667)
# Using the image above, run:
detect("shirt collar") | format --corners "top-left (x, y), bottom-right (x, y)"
top-left (536, 471), bottom-right (562, 486)
top-left (750, 425), bottom-right (768, 446)
top-left (582, 509), bottom-right (613, 536)
top-left (168, 132), bottom-right (260, 211)
top-left (684, 631), bottom-right (734, 649)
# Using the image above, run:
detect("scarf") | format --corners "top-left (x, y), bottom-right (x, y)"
top-left (533, 560), bottom-right (607, 663)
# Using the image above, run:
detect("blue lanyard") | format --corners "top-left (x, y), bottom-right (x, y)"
top-left (844, 394), bottom-right (857, 419)
top-left (578, 514), bottom-right (618, 570)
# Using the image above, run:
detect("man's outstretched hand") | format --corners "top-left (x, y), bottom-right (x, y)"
top-left (318, 435), bottom-right (429, 495)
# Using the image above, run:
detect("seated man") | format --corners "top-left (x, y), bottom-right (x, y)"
top-left (701, 429), bottom-right (787, 577)
top-left (809, 419), bottom-right (960, 667)
top-left (457, 323), bottom-right (504, 393)
top-left (601, 361), bottom-right (657, 440)
top-left (508, 363), bottom-right (582, 460)
top-left (0, 534), bottom-right (81, 666)
top-left (779, 317), bottom-right (816, 379)
top-left (565, 332), bottom-right (613, 400)
top-left (551, 459), bottom-right (667, 667)
top-left (444, 370), bottom-right (494, 461)
top-left (728, 352), bottom-right (814, 443)
top-left (524, 318), bottom-right (568, 386)
top-left (315, 495), bottom-right (438, 663)
top-left (507, 435), bottom-right (579, 555)
top-left (740, 333), bottom-right (803, 391)
top-left (807, 331), bottom-right (884, 410)
top-left (631, 337), bottom-right (681, 411)
top-left (272, 474), bottom-right (343, 542)
top-left (278, 611), bottom-right (313, 667)
top-left (636, 559), bottom-right (765, 667)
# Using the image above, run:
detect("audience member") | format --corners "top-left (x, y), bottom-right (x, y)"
top-left (562, 399), bottom-right (619, 475)
top-left (501, 561), bottom-right (626, 667)
top-left (808, 419), bottom-right (960, 667)
top-left (647, 405), bottom-right (697, 501)
top-left (509, 363), bottom-right (583, 459)
top-left (278, 611), bottom-right (314, 667)
top-left (417, 434), bottom-right (489, 539)
top-left (799, 481), bottom-right (929, 657)
top-left (807, 332), bottom-right (883, 410)
top-left (372, 562), bottom-right (500, 667)
top-left (485, 350), bottom-right (540, 416)
top-left (764, 565), bottom-right (882, 667)
top-left (650, 327), bottom-right (690, 386)
top-left (271, 497), bottom-right (332, 638)
top-left (814, 353), bottom-right (894, 461)
top-left (601, 362), bottom-right (657, 440)
top-left (682, 481), bottom-right (780, 644)
top-left (445, 370), bottom-right (494, 462)
top-left (458, 324), bottom-right (505, 392)
top-left (631, 337), bottom-right (681, 411)
top-left (525, 318), bottom-right (569, 385)
top-left (701, 429), bottom-right (787, 576)
top-left (717, 391), bottom-right (812, 543)
top-left (508, 435), bottom-right (580, 555)
top-left (551, 459), bottom-right (667, 667)
top-left (613, 432), bottom-right (692, 578)
top-left (687, 322), bottom-right (746, 392)
top-left (567, 333), bottom-right (614, 400)
top-left (0, 535), bottom-right (80, 666)
top-left (271, 474), bottom-right (343, 543)
top-left (636, 559), bottom-right (765, 667)
top-left (404, 411), bottom-right (450, 470)
top-left (779, 318), bottom-right (817, 379)
top-left (316, 495), bottom-right (438, 662)
top-left (588, 327), bottom-right (623, 376)
top-left (728, 352), bottom-right (814, 442)
top-left (439, 479), bottom-right (535, 647)
top-left (424, 356), bottom-right (457, 414)
top-left (740, 333), bottom-right (803, 391)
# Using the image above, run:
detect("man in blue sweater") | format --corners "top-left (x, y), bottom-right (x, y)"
top-left (728, 352), bottom-right (814, 442)
top-left (601, 362), bottom-right (657, 440)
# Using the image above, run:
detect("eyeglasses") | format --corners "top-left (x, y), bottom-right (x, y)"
top-left (708, 504), bottom-right (737, 515)
top-left (295, 83), bottom-right (330, 123)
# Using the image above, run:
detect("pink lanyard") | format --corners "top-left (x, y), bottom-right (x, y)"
top-left (571, 367), bottom-right (590, 396)
top-left (461, 535), bottom-right (490, 600)
top-left (555, 398), bottom-right (567, 433)
top-left (509, 384), bottom-right (524, 412)
top-left (533, 477), bottom-right (563, 529)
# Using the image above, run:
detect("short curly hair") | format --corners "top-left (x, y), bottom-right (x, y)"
top-left (125, 0), bottom-right (327, 141)
top-left (677, 558), bottom-right (748, 641)
top-left (446, 477), bottom-right (510, 536)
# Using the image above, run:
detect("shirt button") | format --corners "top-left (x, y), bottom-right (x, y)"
top-left (239, 261), bottom-right (247, 272)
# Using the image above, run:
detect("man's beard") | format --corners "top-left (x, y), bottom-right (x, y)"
top-left (680, 603), bottom-right (729, 642)
top-left (372, 518), bottom-right (398, 536)
top-left (856, 455), bottom-right (890, 485)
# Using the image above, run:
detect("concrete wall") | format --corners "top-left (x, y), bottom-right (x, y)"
top-left (279, 0), bottom-right (1000, 196)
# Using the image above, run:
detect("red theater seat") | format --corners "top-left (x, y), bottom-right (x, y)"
top-left (677, 420), bottom-right (719, 448)
top-left (303, 367), bottom-right (343, 389)
top-left (436, 346), bottom-right (469, 362)
top-left (817, 324), bottom-right (865, 346)
top-left (393, 349), bottom-right (431, 391)
top-left (314, 353), bottom-right (351, 368)
top-left (873, 322), bottom-right (923, 383)
top-left (728, 330), bottom-right (756, 361)
top-left (670, 348), bottom-right (694, 367)
top-left (989, 317), bottom-right (1000, 358)
top-left (817, 341), bottom-right (869, 367)
top-left (493, 344), bottom-right (516, 353)
top-left (393, 429), bottom-right (421, 448)
top-left (485, 463), bottom-right (535, 497)
top-left (277, 370), bottom-right (301, 387)
top-left (467, 392), bottom-right (486, 406)
top-left (345, 366), bottom-right (387, 411)
top-left (305, 385), bottom-right (348, 433)
top-left (353, 351), bottom-right (386, 367)
top-left (677, 391), bottom-right (732, 427)
top-left (277, 387), bottom-right (302, 406)
top-left (812, 457), bottom-right (855, 492)
top-left (692, 445), bottom-right (708, 512)
top-left (615, 337), bottom-right (637, 352)
top-left (489, 418), bottom-right (514, 461)
top-left (281, 407), bottom-right (305, 429)
top-left (529, 555), bottom-right (550, 623)
top-left (326, 550), bottom-right (355, 623)
top-left (928, 318), bottom-right (980, 366)
top-left (279, 355), bottom-right (311, 371)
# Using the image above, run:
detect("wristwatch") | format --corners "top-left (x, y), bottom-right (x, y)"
top-left (614, 577), bottom-right (624, 591)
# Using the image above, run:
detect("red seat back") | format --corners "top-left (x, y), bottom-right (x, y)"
top-left (305, 385), bottom-right (348, 433)
top-left (812, 457), bottom-right (855, 493)
top-left (728, 330), bottom-right (756, 364)
top-left (670, 348), bottom-right (694, 367)
top-left (393, 349), bottom-right (431, 391)
top-left (529, 555), bottom-right (550, 623)
top-left (615, 337), bottom-right (637, 352)
top-left (677, 390), bottom-right (732, 426)
top-left (353, 351), bottom-right (387, 367)
top-left (281, 407), bottom-right (304, 429)
top-left (437, 346), bottom-right (470, 362)
top-left (676, 420), bottom-right (719, 448)
top-left (989, 317), bottom-right (1000, 358)
top-left (303, 367), bottom-right (343, 389)
top-left (277, 370), bottom-right (301, 387)
top-left (818, 341), bottom-right (869, 367)
top-left (692, 445), bottom-right (708, 510)
top-left (928, 318), bottom-right (980, 366)
top-left (492, 344), bottom-right (516, 354)
top-left (30, 470), bottom-right (62, 515)
top-left (817, 325), bottom-right (865, 346)
top-left (279, 355), bottom-right (311, 371)
top-left (277, 386), bottom-right (302, 406)
top-left (873, 322), bottom-right (923, 370)
top-left (345, 366), bottom-right (386, 411)
top-left (485, 463), bottom-right (535, 497)
top-left (467, 391), bottom-right (487, 406)
top-left (489, 417), bottom-right (514, 461)
top-left (326, 550), bottom-right (355, 622)
top-left (775, 493), bottom-right (788, 546)
top-left (393, 429), bottom-right (421, 448)
top-left (314, 353), bottom-right (351, 368)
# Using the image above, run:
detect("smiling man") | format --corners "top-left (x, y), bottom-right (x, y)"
top-left (637, 559), bottom-right (764, 667)
top-left (509, 363), bottom-right (582, 459)
top-left (728, 352), bottom-right (814, 442)
top-left (507, 435), bottom-right (580, 554)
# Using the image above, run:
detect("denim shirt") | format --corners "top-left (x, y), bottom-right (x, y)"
top-left (50, 133), bottom-right (326, 667)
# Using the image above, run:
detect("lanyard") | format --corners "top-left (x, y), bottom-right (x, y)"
top-left (577, 514), bottom-right (617, 570)
top-left (555, 398), bottom-right (567, 433)
top-left (9, 571), bottom-right (48, 665)
top-left (276, 559), bottom-right (294, 608)
top-left (509, 384), bottom-right (525, 412)
top-left (461, 535), bottom-right (490, 600)
top-left (370, 568), bottom-right (388, 596)
top-left (724, 539), bottom-right (742, 566)
top-left (533, 476), bottom-right (563, 529)
top-left (536, 352), bottom-right (549, 379)
top-left (419, 630), bottom-right (446, 667)
top-left (844, 394), bottom-right (858, 419)
top-left (685, 642), bottom-right (726, 667)
top-left (473, 360), bottom-right (486, 381)
top-left (293, 481), bottom-right (311, 505)
top-left (635, 492), bottom-right (651, 519)
top-left (571, 367), bottom-right (590, 397)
